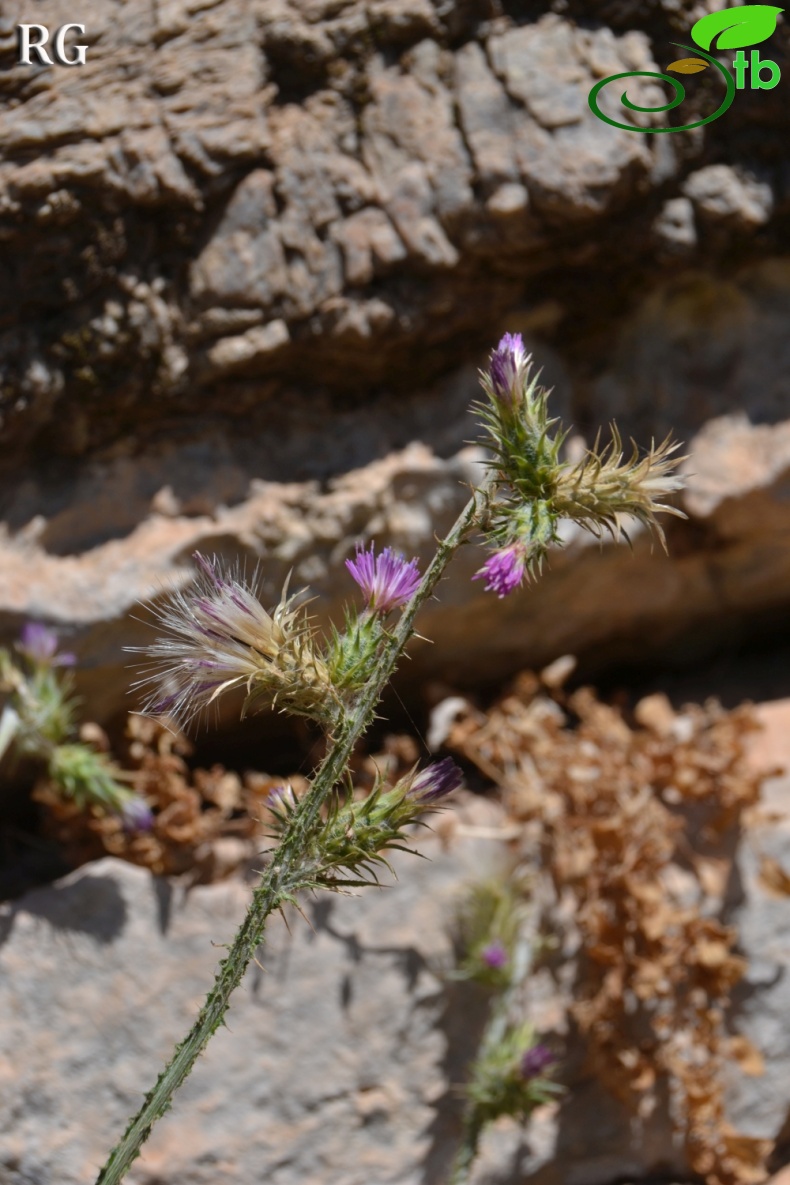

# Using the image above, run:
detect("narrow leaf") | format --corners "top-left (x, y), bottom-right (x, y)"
top-left (691, 5), bottom-right (783, 51)
top-left (667, 57), bottom-right (709, 72)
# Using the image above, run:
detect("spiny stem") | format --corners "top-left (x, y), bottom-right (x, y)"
top-left (94, 484), bottom-right (487, 1185)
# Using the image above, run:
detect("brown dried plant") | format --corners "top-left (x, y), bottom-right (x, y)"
top-left (446, 671), bottom-right (769, 1185)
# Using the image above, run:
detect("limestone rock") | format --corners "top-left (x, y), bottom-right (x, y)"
top-left (0, 814), bottom-right (507, 1185)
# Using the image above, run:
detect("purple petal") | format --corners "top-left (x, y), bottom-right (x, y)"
top-left (488, 333), bottom-right (527, 406)
top-left (121, 796), bottom-right (155, 833)
top-left (347, 543), bottom-right (421, 614)
top-left (408, 758), bottom-right (463, 803)
top-left (18, 622), bottom-right (73, 665)
top-left (520, 1044), bottom-right (556, 1079)
top-left (472, 545), bottom-right (527, 598)
top-left (481, 941), bottom-right (509, 970)
top-left (193, 551), bottom-right (225, 591)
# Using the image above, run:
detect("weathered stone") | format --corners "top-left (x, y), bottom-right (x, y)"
top-left (331, 208), bottom-right (408, 286)
top-left (684, 165), bottom-right (774, 230)
top-left (594, 259), bottom-right (790, 440)
top-left (1, 0), bottom-right (790, 749)
top-left (0, 811), bottom-right (507, 1185)
top-left (455, 42), bottom-right (520, 189)
top-left (488, 17), bottom-right (659, 221)
top-left (653, 196), bottom-right (697, 254)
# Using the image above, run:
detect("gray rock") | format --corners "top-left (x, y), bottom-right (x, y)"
top-left (684, 165), bottom-right (774, 230)
top-left (0, 813), bottom-right (507, 1185)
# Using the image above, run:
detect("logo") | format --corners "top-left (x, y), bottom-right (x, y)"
top-left (588, 4), bottom-right (783, 133)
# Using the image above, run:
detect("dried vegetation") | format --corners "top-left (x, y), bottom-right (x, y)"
top-left (445, 669), bottom-right (769, 1185)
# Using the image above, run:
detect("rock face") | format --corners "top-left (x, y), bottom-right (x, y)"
top-left (2, 0), bottom-right (790, 720)
top-left (3, 749), bottom-right (790, 1185)
top-left (0, 816), bottom-right (505, 1185)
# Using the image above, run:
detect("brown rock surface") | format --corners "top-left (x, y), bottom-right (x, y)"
top-left (1, 0), bottom-right (790, 720)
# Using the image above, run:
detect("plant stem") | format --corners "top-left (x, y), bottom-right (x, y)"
top-left (449, 1114), bottom-right (484, 1185)
top-left (448, 920), bottom-right (536, 1185)
top-left (94, 484), bottom-right (486, 1185)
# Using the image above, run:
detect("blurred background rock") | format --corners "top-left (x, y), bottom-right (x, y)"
top-left (2, 0), bottom-right (790, 729)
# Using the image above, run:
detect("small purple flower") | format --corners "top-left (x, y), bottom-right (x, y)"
top-left (267, 784), bottom-right (297, 811)
top-left (17, 622), bottom-right (76, 667)
top-left (345, 544), bottom-right (421, 615)
top-left (407, 758), bottom-right (463, 804)
top-left (120, 796), bottom-right (155, 833)
top-left (481, 941), bottom-right (509, 970)
top-left (472, 544), bottom-right (527, 598)
top-left (489, 332), bottom-right (528, 407)
top-left (520, 1043), bottom-right (556, 1079)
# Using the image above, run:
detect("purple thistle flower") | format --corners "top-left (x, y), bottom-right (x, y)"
top-left (520, 1043), bottom-right (556, 1079)
top-left (472, 544), bottom-right (527, 598)
top-left (120, 796), bottom-right (155, 833)
top-left (481, 941), bottom-right (509, 970)
top-left (17, 622), bottom-right (76, 667)
top-left (407, 758), bottom-right (463, 804)
top-left (345, 544), bottom-right (421, 615)
top-left (488, 332), bottom-right (528, 407)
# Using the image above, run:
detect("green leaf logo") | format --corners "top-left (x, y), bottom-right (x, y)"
top-left (691, 5), bottom-right (784, 51)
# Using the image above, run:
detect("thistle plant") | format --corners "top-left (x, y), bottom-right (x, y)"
top-left (0, 624), bottom-right (153, 828)
top-left (450, 879), bottom-right (563, 1184)
top-left (95, 334), bottom-right (685, 1185)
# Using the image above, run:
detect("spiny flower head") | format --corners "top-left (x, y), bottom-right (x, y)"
top-left (405, 757), bottom-right (463, 804)
top-left (133, 552), bottom-right (336, 729)
top-left (473, 543), bottom-right (528, 598)
top-left (309, 758), bottom-right (465, 892)
top-left (487, 332), bottom-right (529, 408)
top-left (17, 623), bottom-right (75, 668)
top-left (346, 544), bottom-right (421, 615)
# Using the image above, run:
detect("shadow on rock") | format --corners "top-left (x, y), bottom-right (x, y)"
top-left (0, 873), bottom-right (127, 949)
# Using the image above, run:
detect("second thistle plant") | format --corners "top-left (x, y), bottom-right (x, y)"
top-left (450, 878), bottom-right (562, 1185)
top-left (0, 625), bottom-right (153, 828)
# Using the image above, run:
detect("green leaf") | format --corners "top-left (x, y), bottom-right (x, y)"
top-left (691, 5), bottom-right (783, 51)
top-left (667, 56), bottom-right (710, 72)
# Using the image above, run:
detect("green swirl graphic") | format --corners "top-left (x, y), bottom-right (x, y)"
top-left (588, 44), bottom-right (736, 133)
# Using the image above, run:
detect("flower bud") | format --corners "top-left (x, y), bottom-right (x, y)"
top-left (488, 333), bottom-right (528, 408)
